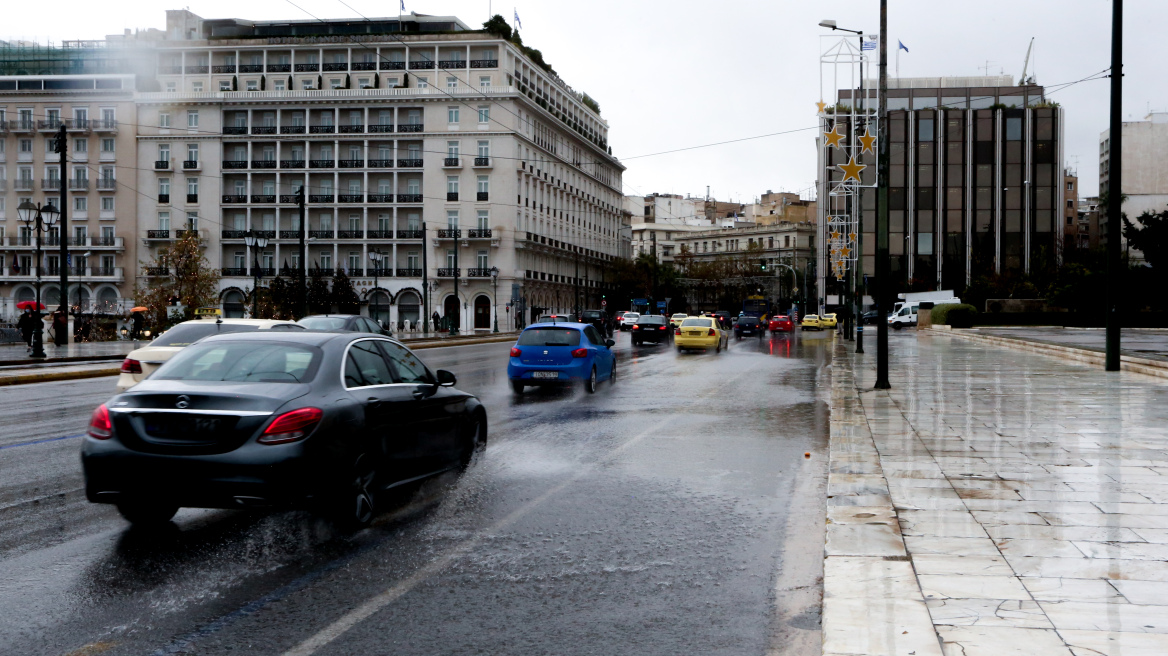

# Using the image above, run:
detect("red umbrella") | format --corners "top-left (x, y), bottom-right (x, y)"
top-left (16, 301), bottom-right (45, 311)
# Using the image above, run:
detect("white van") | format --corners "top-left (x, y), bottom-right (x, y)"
top-left (888, 298), bottom-right (961, 329)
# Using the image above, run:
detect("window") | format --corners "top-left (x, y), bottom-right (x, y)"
top-left (381, 341), bottom-right (432, 384)
top-left (348, 252), bottom-right (361, 272)
top-left (477, 250), bottom-right (488, 269)
top-left (320, 252), bottom-right (332, 269)
top-left (478, 106), bottom-right (489, 123)
top-left (101, 197), bottom-right (114, 211)
top-left (416, 76), bottom-right (428, 88)
top-left (302, 79), bottom-right (314, 90)
top-left (407, 251), bottom-right (419, 269)
top-left (187, 110), bottom-right (199, 128)
top-left (1006, 117), bottom-right (1022, 141)
top-left (447, 176), bottom-right (459, 195)
top-left (157, 143), bottom-right (170, 162)
top-left (446, 76), bottom-right (458, 88)
top-left (19, 139), bottom-right (31, 153)
top-left (479, 76), bottom-right (491, 88)
top-left (159, 178), bottom-right (170, 196)
top-left (477, 210), bottom-right (489, 230)
top-left (448, 106), bottom-right (460, 123)
top-left (246, 80), bottom-right (258, 91)
top-left (918, 118), bottom-right (934, 142)
top-left (186, 212), bottom-right (199, 230)
top-left (446, 249), bottom-right (456, 268)
top-left (358, 78), bottom-right (371, 89)
top-left (186, 144), bottom-right (198, 162)
top-left (274, 79), bottom-right (286, 91)
top-left (101, 138), bottom-right (115, 154)
top-left (187, 177), bottom-right (198, 195)
top-left (165, 82), bottom-right (176, 93)
top-left (330, 78), bottom-right (342, 89)
top-left (447, 141), bottom-right (460, 158)
top-left (477, 140), bottom-right (490, 158)
top-left (220, 80), bottom-right (232, 91)
top-left (344, 341), bottom-right (395, 388)
top-left (159, 112), bottom-right (171, 128)
top-left (158, 212), bottom-right (170, 230)
top-left (1067, 181), bottom-right (1074, 191)
top-left (477, 175), bottom-right (489, 194)
top-left (74, 197), bottom-right (88, 211)
top-left (74, 138), bottom-right (87, 153)
top-left (446, 209), bottom-right (459, 229)
top-left (192, 81), bottom-right (204, 92)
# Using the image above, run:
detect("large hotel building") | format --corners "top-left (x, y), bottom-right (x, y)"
top-left (0, 10), bottom-right (625, 330)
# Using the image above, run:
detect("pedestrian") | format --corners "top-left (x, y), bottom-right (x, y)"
top-left (18, 309), bottom-right (34, 352)
top-left (131, 311), bottom-right (144, 340)
top-left (431, 310), bottom-right (440, 332)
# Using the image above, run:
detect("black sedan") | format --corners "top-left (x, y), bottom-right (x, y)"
top-left (81, 331), bottom-right (486, 529)
top-left (579, 309), bottom-right (614, 336)
top-left (298, 314), bottom-right (391, 335)
top-left (630, 314), bottom-right (672, 345)
top-left (733, 315), bottom-right (765, 339)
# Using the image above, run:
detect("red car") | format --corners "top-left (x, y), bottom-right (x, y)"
top-left (768, 315), bottom-right (794, 333)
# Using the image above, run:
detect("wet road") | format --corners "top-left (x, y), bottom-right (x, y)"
top-left (0, 329), bottom-right (833, 656)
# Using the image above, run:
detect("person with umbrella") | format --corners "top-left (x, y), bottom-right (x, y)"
top-left (17, 308), bottom-right (34, 353)
top-left (130, 307), bottom-right (146, 340)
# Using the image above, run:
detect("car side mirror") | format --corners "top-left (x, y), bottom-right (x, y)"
top-left (436, 369), bottom-right (457, 387)
top-left (605, 339), bottom-right (615, 347)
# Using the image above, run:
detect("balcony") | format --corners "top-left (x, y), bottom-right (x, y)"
top-left (466, 268), bottom-right (492, 278)
top-left (397, 123), bottom-right (423, 133)
top-left (12, 120), bottom-right (35, 132)
top-left (90, 267), bottom-right (124, 281)
top-left (69, 179), bottom-right (90, 190)
top-left (68, 118), bottom-right (91, 131)
top-left (212, 64), bottom-right (237, 74)
top-left (281, 125), bottom-right (307, 134)
top-left (223, 126), bottom-right (248, 135)
top-left (379, 61), bottom-right (405, 70)
top-left (38, 119), bottom-right (65, 131)
top-left (186, 193), bottom-right (198, 203)
top-left (295, 63), bottom-right (320, 72)
top-left (309, 230), bottom-right (333, 239)
top-left (437, 268), bottom-right (459, 277)
top-left (14, 179), bottom-right (34, 191)
top-left (396, 268), bottom-right (423, 277)
top-left (339, 194), bottom-right (364, 203)
top-left (339, 124), bottom-right (364, 133)
top-left (145, 266), bottom-right (170, 276)
top-left (339, 159), bottom-right (364, 168)
top-left (314, 268), bottom-right (335, 277)
top-left (222, 230), bottom-right (246, 238)
top-left (338, 230), bottom-right (364, 239)
top-left (278, 230), bottom-right (302, 239)
top-left (185, 65), bottom-right (209, 74)
top-left (368, 159), bottom-right (393, 168)
top-left (223, 160), bottom-right (248, 169)
top-left (310, 125), bottom-right (335, 134)
top-left (366, 267), bottom-right (393, 277)
top-left (281, 160), bottom-right (306, 169)
top-left (264, 64), bottom-right (289, 73)
top-left (42, 179), bottom-right (62, 190)
top-left (367, 230), bottom-right (392, 238)
top-left (183, 160), bottom-right (200, 169)
top-left (470, 59), bottom-right (498, 68)
top-left (364, 193), bottom-right (391, 203)
top-left (251, 126), bottom-right (277, 135)
top-left (438, 60), bottom-right (465, 68)
top-left (323, 62), bottom-right (348, 72)
top-left (158, 194), bottom-right (170, 203)
top-left (397, 158), bottom-right (423, 168)
top-left (97, 179), bottom-right (117, 190)
top-left (477, 192), bottom-right (489, 201)
top-left (369, 124), bottom-right (394, 133)
top-left (396, 229), bottom-right (423, 239)
top-left (155, 160), bottom-right (170, 170)
top-left (255, 231), bottom-right (275, 239)
top-left (438, 229), bottom-right (462, 239)
top-left (257, 268), bottom-right (276, 277)
top-left (251, 160), bottom-right (277, 169)
top-left (447, 192), bottom-right (459, 201)
top-left (310, 159), bottom-right (335, 168)
top-left (221, 267), bottom-right (246, 276)
top-left (444, 157), bottom-right (461, 167)
top-left (251, 195), bottom-right (276, 203)
top-left (174, 229), bottom-right (199, 238)
top-left (147, 230), bottom-right (171, 239)
top-left (409, 60), bottom-right (435, 70)
top-left (468, 229), bottom-right (492, 239)
top-left (223, 194), bottom-right (247, 204)
top-left (309, 195), bottom-right (334, 203)
top-left (279, 194), bottom-right (301, 203)
top-left (397, 194), bottom-right (422, 203)
top-left (351, 62), bottom-right (376, 71)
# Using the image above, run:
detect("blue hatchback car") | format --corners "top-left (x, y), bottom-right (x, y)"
top-left (507, 322), bottom-right (616, 394)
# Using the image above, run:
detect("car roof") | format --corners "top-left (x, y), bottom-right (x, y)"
top-left (526, 321), bottom-right (586, 329)
top-left (194, 330), bottom-right (395, 347)
top-left (175, 318), bottom-right (298, 328)
top-left (301, 314), bottom-right (361, 319)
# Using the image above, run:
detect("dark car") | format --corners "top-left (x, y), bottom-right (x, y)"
top-left (81, 331), bottom-right (486, 529)
top-left (734, 315), bottom-right (764, 339)
top-left (712, 310), bottom-right (732, 328)
top-left (861, 310), bottom-right (882, 325)
top-left (298, 314), bottom-right (391, 336)
top-left (630, 314), bottom-right (671, 345)
top-left (579, 309), bottom-right (614, 336)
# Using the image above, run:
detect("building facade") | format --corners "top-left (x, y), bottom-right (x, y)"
top-left (1100, 112), bottom-right (1168, 264)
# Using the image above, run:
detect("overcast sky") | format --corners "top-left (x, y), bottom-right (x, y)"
top-left (7, 1), bottom-right (1167, 201)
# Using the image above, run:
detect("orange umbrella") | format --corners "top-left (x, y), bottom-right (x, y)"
top-left (130, 306), bottom-right (148, 312)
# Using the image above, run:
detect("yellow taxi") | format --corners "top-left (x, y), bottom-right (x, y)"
top-left (801, 314), bottom-right (822, 331)
top-left (674, 316), bottom-right (728, 353)
top-left (820, 313), bottom-right (839, 329)
top-left (668, 313), bottom-right (689, 328)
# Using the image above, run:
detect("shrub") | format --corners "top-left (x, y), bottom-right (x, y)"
top-left (930, 303), bottom-right (961, 325)
top-left (944, 304), bottom-right (978, 328)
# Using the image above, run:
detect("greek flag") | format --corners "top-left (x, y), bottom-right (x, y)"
top-left (861, 41), bottom-right (875, 51)
top-left (514, 9), bottom-right (522, 29)
top-left (898, 40), bottom-right (909, 52)
top-left (400, 0), bottom-right (405, 11)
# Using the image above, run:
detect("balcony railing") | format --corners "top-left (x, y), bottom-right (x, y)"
top-left (339, 159), bottom-right (364, 168)
top-left (42, 179), bottom-right (62, 190)
top-left (251, 160), bottom-right (277, 169)
top-left (438, 60), bottom-right (465, 68)
top-left (447, 192), bottom-right (459, 201)
top-left (69, 179), bottom-right (89, 190)
top-left (295, 63), bottom-right (320, 72)
top-left (309, 125), bottom-right (335, 134)
top-left (223, 160), bottom-right (248, 169)
top-left (158, 194), bottom-right (170, 203)
top-left (397, 123), bottom-right (423, 133)
top-left (222, 230), bottom-right (246, 238)
top-left (338, 230), bottom-right (364, 238)
top-left (279, 230), bottom-right (302, 239)
top-left (367, 230), bottom-right (392, 238)
top-left (477, 192), bottom-right (489, 201)
top-left (223, 126), bottom-right (248, 135)
top-left (281, 125), bottom-right (306, 134)
top-left (68, 118), bottom-right (90, 130)
top-left (38, 119), bottom-right (66, 130)
top-left (466, 268), bottom-right (492, 278)
top-left (397, 158), bottom-right (423, 167)
top-left (14, 179), bottom-right (34, 190)
top-left (468, 229), bottom-right (492, 238)
top-left (397, 194), bottom-right (422, 203)
top-left (279, 194), bottom-right (301, 203)
top-left (309, 195), bottom-right (334, 203)
top-left (323, 62), bottom-right (348, 71)
top-left (368, 159), bottom-right (393, 168)
top-left (212, 65), bottom-right (237, 73)
top-left (444, 157), bottom-right (461, 167)
top-left (155, 160), bottom-right (170, 170)
top-left (221, 267), bottom-right (246, 276)
top-left (380, 61), bottom-right (405, 70)
top-left (185, 65), bottom-right (209, 74)
top-left (147, 230), bottom-right (171, 239)
top-left (309, 230), bottom-right (333, 239)
top-left (97, 179), bottom-right (117, 190)
top-left (369, 124), bottom-right (394, 133)
top-left (145, 266), bottom-right (170, 276)
top-left (223, 195), bottom-right (246, 203)
top-left (474, 157), bottom-right (491, 166)
top-left (437, 268), bottom-right (459, 277)
top-left (438, 229), bottom-right (461, 238)
top-left (314, 268), bottom-right (335, 276)
top-left (281, 160), bottom-right (306, 169)
top-left (255, 231), bottom-right (275, 239)
top-left (264, 64), bottom-right (289, 73)
top-left (397, 229), bottom-right (423, 239)
top-left (339, 194), bottom-right (364, 203)
top-left (251, 195), bottom-right (276, 203)
top-left (409, 60), bottom-right (435, 69)
top-left (470, 60), bottom-right (499, 68)
top-left (339, 124), bottom-right (364, 133)
top-left (186, 193), bottom-right (198, 203)
top-left (396, 268), bottom-right (423, 277)
top-left (368, 194), bottom-right (393, 203)
top-left (310, 159), bottom-right (335, 168)
top-left (183, 160), bottom-right (199, 169)
top-left (251, 126), bottom-right (277, 135)
top-left (351, 62), bottom-right (376, 71)
top-left (366, 267), bottom-right (393, 276)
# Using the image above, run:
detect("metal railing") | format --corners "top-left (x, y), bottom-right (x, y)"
top-left (397, 158), bottom-right (423, 167)
top-left (437, 268), bottom-right (459, 277)
top-left (223, 126), bottom-right (248, 135)
top-left (368, 194), bottom-right (393, 202)
top-left (295, 63), bottom-right (320, 72)
top-left (279, 230), bottom-right (302, 239)
top-left (367, 230), bottom-right (392, 238)
top-left (396, 193), bottom-right (422, 202)
top-left (468, 229), bottom-right (492, 238)
top-left (251, 160), bottom-right (277, 169)
top-left (470, 60), bottom-right (499, 68)
top-left (444, 157), bottom-right (461, 166)
top-left (369, 124), bottom-right (394, 133)
top-left (263, 64), bottom-right (288, 73)
top-left (309, 230), bottom-right (333, 238)
top-left (309, 125), bottom-right (335, 133)
top-left (368, 160), bottom-right (393, 168)
top-left (185, 193), bottom-right (198, 203)
top-left (474, 157), bottom-right (491, 166)
top-left (323, 62), bottom-right (348, 71)
top-left (145, 266), bottom-right (170, 276)
top-left (251, 126), bottom-right (277, 135)
top-left (183, 160), bottom-right (199, 169)
top-left (339, 194), bottom-right (364, 203)
top-left (409, 60), bottom-right (435, 69)
top-left (309, 159), bottom-right (334, 168)
top-left (438, 229), bottom-right (461, 238)
top-left (223, 160), bottom-right (248, 169)
top-left (338, 230), bottom-right (364, 238)
top-left (281, 125), bottom-right (306, 134)
top-left (155, 160), bottom-right (170, 169)
top-left (339, 124), bottom-right (364, 133)
top-left (395, 268), bottom-right (422, 277)
top-left (339, 159), bottom-right (364, 168)
top-left (309, 195), bottom-right (334, 203)
top-left (221, 230), bottom-right (246, 238)
top-left (379, 61), bottom-right (406, 70)
top-left (351, 62), bottom-right (376, 71)
top-left (221, 267), bottom-right (246, 276)
top-left (251, 195), bottom-right (276, 203)
top-left (447, 192), bottom-right (459, 201)
top-left (396, 229), bottom-right (423, 239)
top-left (147, 230), bottom-right (170, 239)
top-left (280, 160), bottom-right (306, 168)
top-left (397, 123), bottom-right (423, 133)
top-left (466, 268), bottom-right (492, 277)
top-left (477, 192), bottom-right (489, 201)
top-left (240, 64), bottom-right (265, 73)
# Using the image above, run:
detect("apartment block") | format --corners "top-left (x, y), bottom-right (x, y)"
top-left (1100, 112), bottom-right (1168, 263)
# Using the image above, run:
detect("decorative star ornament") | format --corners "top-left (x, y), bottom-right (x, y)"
top-left (841, 247), bottom-right (852, 257)
top-left (848, 232), bottom-right (858, 242)
top-left (858, 128), bottom-right (877, 154)
top-left (838, 156), bottom-right (866, 183)
top-left (830, 230), bottom-right (842, 240)
top-left (816, 100), bottom-right (827, 114)
top-left (823, 125), bottom-right (845, 149)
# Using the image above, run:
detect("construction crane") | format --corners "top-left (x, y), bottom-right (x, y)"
top-left (1020, 37), bottom-right (1035, 85)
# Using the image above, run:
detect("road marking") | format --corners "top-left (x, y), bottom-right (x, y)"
top-left (0, 433), bottom-right (84, 451)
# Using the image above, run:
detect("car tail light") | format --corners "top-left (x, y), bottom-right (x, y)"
top-left (258, 407), bottom-right (323, 445)
top-left (571, 348), bottom-right (588, 358)
top-left (510, 347), bottom-right (522, 357)
top-left (88, 404), bottom-right (112, 439)
top-left (632, 324), bottom-right (641, 330)
top-left (120, 358), bottom-right (142, 374)
top-left (659, 326), bottom-right (667, 330)
top-left (674, 328), bottom-right (681, 335)
top-left (708, 328), bottom-right (716, 336)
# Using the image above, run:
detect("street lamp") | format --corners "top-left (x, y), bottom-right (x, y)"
top-left (243, 229), bottom-right (269, 318)
top-left (489, 265), bottom-right (500, 333)
top-left (17, 200), bottom-right (61, 359)
top-left (367, 249), bottom-right (385, 327)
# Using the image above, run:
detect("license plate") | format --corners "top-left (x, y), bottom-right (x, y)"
top-left (532, 371), bottom-right (558, 379)
top-left (742, 330), bottom-right (753, 334)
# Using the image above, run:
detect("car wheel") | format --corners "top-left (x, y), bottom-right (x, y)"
top-left (459, 411), bottom-right (487, 469)
top-left (510, 379), bottom-right (525, 394)
top-left (715, 340), bottom-right (721, 353)
top-left (116, 500), bottom-right (179, 526)
top-left (677, 345), bottom-right (684, 353)
top-left (332, 455), bottom-right (376, 530)
top-left (609, 360), bottom-right (617, 384)
top-left (892, 323), bottom-right (902, 330)
top-left (633, 339), bottom-right (640, 346)
top-left (585, 367), bottom-right (598, 393)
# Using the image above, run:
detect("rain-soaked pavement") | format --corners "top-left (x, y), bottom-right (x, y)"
top-left (0, 328), bottom-right (834, 655)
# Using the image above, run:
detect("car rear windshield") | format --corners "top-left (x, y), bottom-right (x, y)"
top-left (737, 317), bottom-right (761, 325)
top-left (581, 311), bottom-right (604, 320)
top-left (773, 316), bottom-right (789, 321)
top-left (681, 318), bottom-right (714, 327)
top-left (638, 316), bottom-right (667, 325)
top-left (150, 323), bottom-right (262, 347)
top-left (298, 317), bottom-right (348, 330)
top-left (624, 313), bottom-right (640, 319)
top-left (154, 341), bottom-right (321, 383)
top-left (517, 328), bottom-right (582, 346)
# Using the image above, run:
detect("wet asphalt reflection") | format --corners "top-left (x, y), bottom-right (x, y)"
top-left (0, 328), bottom-right (835, 656)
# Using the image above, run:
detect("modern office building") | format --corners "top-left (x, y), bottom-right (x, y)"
top-left (821, 75), bottom-right (1065, 306)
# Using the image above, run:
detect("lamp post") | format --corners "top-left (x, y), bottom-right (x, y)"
top-left (368, 248), bottom-right (385, 327)
top-left (243, 229), bottom-right (269, 318)
top-left (17, 200), bottom-right (61, 359)
top-left (490, 265), bottom-right (500, 333)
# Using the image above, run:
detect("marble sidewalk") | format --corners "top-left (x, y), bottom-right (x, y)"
top-left (824, 333), bottom-right (1168, 656)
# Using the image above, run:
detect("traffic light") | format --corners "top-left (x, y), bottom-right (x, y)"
top-left (759, 259), bottom-right (767, 271)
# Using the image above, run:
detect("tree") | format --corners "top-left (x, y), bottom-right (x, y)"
top-left (134, 231), bottom-right (219, 331)
top-left (307, 266), bottom-right (332, 314)
top-left (1124, 207), bottom-right (1168, 271)
top-left (482, 14), bottom-right (512, 40)
top-left (331, 269), bottom-right (361, 313)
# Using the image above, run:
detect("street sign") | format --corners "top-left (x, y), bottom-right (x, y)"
top-left (601, 299), bottom-right (607, 307)
top-left (632, 298), bottom-right (647, 305)
top-left (656, 301), bottom-right (666, 309)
